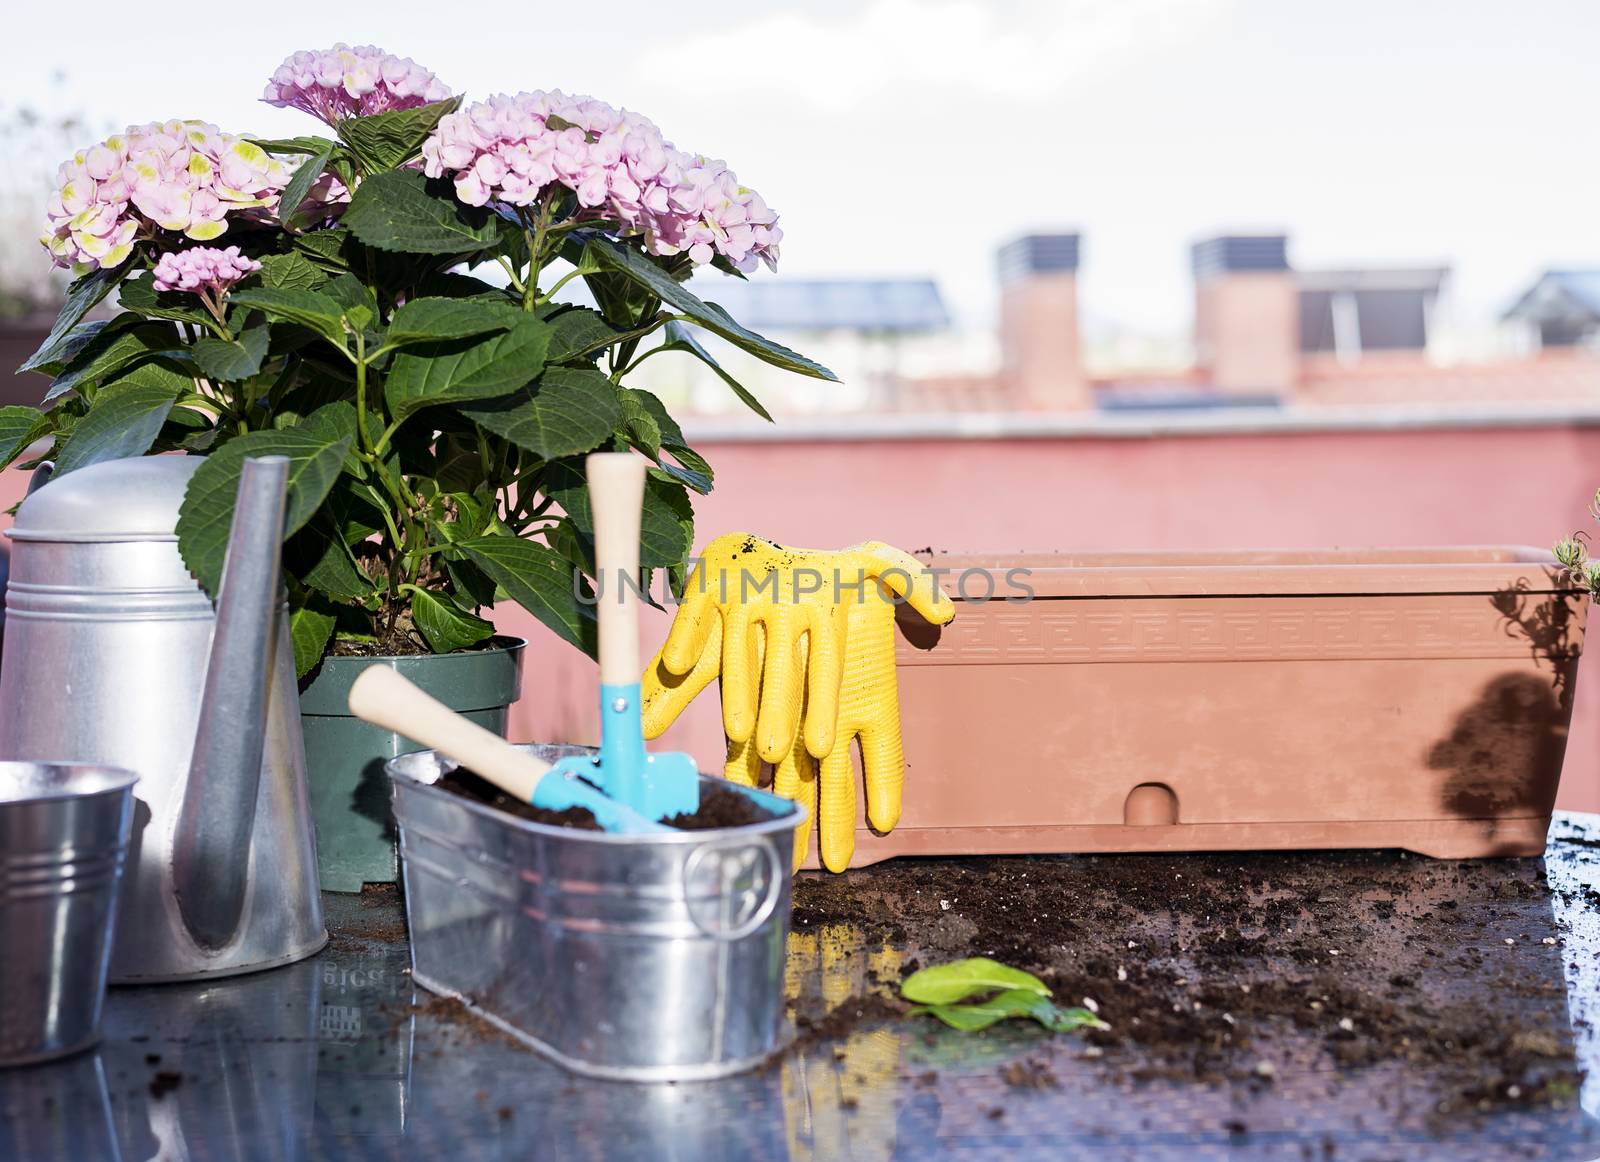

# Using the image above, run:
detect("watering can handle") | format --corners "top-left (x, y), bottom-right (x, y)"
top-left (586, 453), bottom-right (647, 687)
top-left (348, 666), bottom-right (553, 801)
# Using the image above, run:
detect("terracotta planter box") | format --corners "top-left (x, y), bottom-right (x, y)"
top-left (831, 548), bottom-right (1584, 866)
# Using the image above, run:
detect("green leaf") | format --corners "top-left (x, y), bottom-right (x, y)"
top-left (616, 387), bottom-right (662, 457)
top-left (409, 586), bottom-right (495, 653)
top-left (545, 459), bottom-right (692, 569)
top-left (0, 407), bottom-right (51, 473)
top-left (617, 392), bottom-right (709, 498)
top-left (907, 990), bottom-right (1107, 1034)
top-left (335, 97), bottom-right (460, 173)
top-left (457, 366), bottom-right (621, 459)
top-left (248, 134), bottom-right (337, 156)
top-left (294, 228), bottom-right (353, 271)
top-left (623, 388), bottom-right (684, 446)
top-left (456, 534), bottom-right (597, 655)
top-left (385, 297), bottom-right (521, 348)
top-left (659, 321), bottom-right (773, 421)
top-left (52, 380), bottom-right (179, 475)
top-left (325, 477), bottom-right (387, 544)
top-left (289, 601), bottom-right (338, 677)
top-left (48, 321), bottom-right (178, 400)
top-left (229, 286), bottom-right (349, 352)
top-left (108, 359), bottom-right (198, 395)
top-left (657, 444), bottom-right (713, 495)
top-left (583, 236), bottom-right (836, 381)
top-left (384, 315), bottom-right (551, 421)
top-left (278, 143), bottom-right (335, 225)
top-left (342, 169), bottom-right (498, 256)
top-left (291, 517), bottom-right (373, 601)
top-left (116, 275), bottom-right (216, 328)
top-left (542, 305), bottom-right (621, 363)
top-left (20, 263), bottom-right (131, 373)
top-left (26, 320), bottom-right (108, 381)
top-left (320, 273), bottom-right (379, 318)
top-left (446, 555), bottom-right (499, 609)
top-left (176, 407), bottom-right (356, 594)
top-left (900, 957), bottom-right (1050, 1005)
top-left (432, 490), bottom-right (492, 544)
top-left (258, 252), bottom-right (329, 291)
top-left (416, 271), bottom-right (516, 303)
top-left (192, 323), bottom-right (270, 382)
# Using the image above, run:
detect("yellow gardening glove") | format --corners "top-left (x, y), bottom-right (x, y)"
top-left (642, 533), bottom-right (955, 872)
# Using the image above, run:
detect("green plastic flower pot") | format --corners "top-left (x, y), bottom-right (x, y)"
top-left (298, 637), bottom-right (525, 892)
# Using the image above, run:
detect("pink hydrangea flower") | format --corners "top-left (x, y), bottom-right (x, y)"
top-left (150, 246), bottom-right (261, 295)
top-left (41, 121), bottom-right (292, 274)
top-left (263, 44), bottom-right (451, 124)
top-left (421, 91), bottom-right (780, 272)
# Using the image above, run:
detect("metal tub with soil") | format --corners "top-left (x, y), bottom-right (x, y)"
top-left (390, 744), bottom-right (800, 1081)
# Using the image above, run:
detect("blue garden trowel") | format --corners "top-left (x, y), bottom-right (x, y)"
top-left (348, 455), bottom-right (698, 833)
top-left (532, 453), bottom-right (701, 823)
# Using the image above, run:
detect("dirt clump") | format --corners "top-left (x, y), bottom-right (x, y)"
top-left (663, 783), bottom-right (771, 830)
top-left (438, 768), bottom-right (604, 830)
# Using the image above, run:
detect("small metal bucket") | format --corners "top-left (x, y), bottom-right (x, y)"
top-left (0, 762), bottom-right (136, 1066)
top-left (389, 744), bottom-right (800, 1081)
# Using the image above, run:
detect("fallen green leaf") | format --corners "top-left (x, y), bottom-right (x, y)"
top-left (900, 957), bottom-right (1051, 1005)
top-left (908, 989), bottom-right (1108, 1035)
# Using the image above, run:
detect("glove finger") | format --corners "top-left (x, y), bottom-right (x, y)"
top-left (859, 716), bottom-right (905, 834)
top-left (641, 616), bottom-right (722, 739)
top-left (660, 561), bottom-right (722, 675)
top-left (773, 744), bottom-right (816, 872)
top-left (857, 542), bottom-right (956, 627)
top-left (720, 609), bottom-right (760, 743)
top-left (801, 600), bottom-right (847, 758)
top-left (817, 743), bottom-right (857, 873)
top-left (723, 731), bottom-right (761, 787)
top-left (755, 610), bottom-right (806, 764)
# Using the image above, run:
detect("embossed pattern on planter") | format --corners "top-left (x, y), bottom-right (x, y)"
top-left (899, 598), bottom-right (1574, 665)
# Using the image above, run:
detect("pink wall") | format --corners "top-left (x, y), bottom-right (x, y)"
top-left (499, 418), bottom-right (1600, 813)
top-left (3, 416), bottom-right (1594, 811)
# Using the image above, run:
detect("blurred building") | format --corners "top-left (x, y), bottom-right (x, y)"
top-left (650, 231), bottom-right (1600, 417)
top-left (1503, 271), bottom-right (1600, 351)
top-left (985, 231), bottom-right (1600, 412)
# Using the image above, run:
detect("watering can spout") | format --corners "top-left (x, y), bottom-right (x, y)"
top-left (171, 455), bottom-right (291, 950)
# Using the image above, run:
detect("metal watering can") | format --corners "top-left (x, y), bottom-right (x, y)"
top-left (0, 455), bottom-right (325, 981)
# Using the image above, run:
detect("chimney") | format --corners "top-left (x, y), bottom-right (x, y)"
top-left (998, 233), bottom-right (1087, 409)
top-left (1191, 234), bottom-right (1299, 396)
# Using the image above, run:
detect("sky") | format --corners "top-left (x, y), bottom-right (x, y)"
top-left (1, 0), bottom-right (1596, 340)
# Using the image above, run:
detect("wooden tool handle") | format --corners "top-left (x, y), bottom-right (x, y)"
top-left (347, 666), bottom-right (552, 800)
top-left (586, 453), bottom-right (647, 687)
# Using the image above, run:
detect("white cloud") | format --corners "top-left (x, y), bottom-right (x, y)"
top-left (637, 0), bottom-right (1238, 111)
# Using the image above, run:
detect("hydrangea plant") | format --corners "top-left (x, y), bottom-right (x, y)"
top-left (9, 45), bottom-right (834, 673)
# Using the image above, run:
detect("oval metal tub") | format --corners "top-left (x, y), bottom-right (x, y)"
top-left (388, 744), bottom-right (800, 1081)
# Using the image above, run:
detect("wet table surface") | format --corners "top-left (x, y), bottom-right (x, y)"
top-left (11, 817), bottom-right (1600, 1161)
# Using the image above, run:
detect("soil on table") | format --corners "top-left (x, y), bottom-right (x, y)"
top-left (791, 850), bottom-right (1584, 1119)
top-left (438, 769), bottom-right (770, 832)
